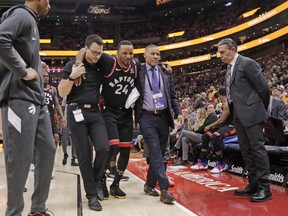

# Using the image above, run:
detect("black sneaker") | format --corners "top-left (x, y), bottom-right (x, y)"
top-left (88, 197), bottom-right (102, 211)
top-left (62, 153), bottom-right (68, 165)
top-left (110, 184), bottom-right (126, 199)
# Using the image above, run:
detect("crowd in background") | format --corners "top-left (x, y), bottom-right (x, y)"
top-left (38, 0), bottom-right (286, 51)
top-left (174, 50), bottom-right (288, 104)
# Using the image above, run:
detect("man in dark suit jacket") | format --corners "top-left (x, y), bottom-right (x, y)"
top-left (269, 96), bottom-right (288, 121)
top-left (217, 38), bottom-right (272, 202)
top-left (265, 95), bottom-right (288, 144)
top-left (135, 44), bottom-right (184, 204)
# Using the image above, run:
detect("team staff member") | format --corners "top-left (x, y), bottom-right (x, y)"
top-left (58, 34), bottom-right (109, 211)
top-left (76, 41), bottom-right (139, 199)
top-left (135, 44), bottom-right (184, 204)
top-left (0, 1), bottom-right (56, 215)
top-left (217, 38), bottom-right (271, 202)
top-left (75, 41), bottom-right (139, 199)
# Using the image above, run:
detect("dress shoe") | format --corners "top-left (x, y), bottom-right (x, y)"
top-left (88, 197), bottom-right (102, 211)
top-left (144, 184), bottom-right (159, 196)
top-left (234, 184), bottom-right (258, 196)
top-left (160, 190), bottom-right (176, 204)
top-left (250, 188), bottom-right (272, 202)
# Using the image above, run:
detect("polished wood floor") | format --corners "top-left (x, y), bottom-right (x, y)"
top-left (0, 147), bottom-right (195, 216)
top-left (0, 146), bottom-right (287, 216)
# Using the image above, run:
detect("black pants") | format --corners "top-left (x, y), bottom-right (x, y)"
top-left (67, 105), bottom-right (109, 199)
top-left (233, 116), bottom-right (270, 188)
top-left (139, 111), bottom-right (170, 190)
top-left (103, 107), bottom-right (133, 173)
top-left (201, 125), bottom-right (236, 151)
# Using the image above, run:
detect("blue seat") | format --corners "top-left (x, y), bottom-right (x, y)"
top-left (222, 135), bottom-right (240, 151)
top-left (223, 135), bottom-right (238, 145)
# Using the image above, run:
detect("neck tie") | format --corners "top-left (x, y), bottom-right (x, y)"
top-left (151, 67), bottom-right (160, 93)
top-left (225, 64), bottom-right (232, 102)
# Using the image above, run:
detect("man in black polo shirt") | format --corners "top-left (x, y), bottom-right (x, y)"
top-left (58, 34), bottom-right (110, 211)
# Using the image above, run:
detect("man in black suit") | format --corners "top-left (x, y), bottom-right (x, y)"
top-left (217, 38), bottom-right (271, 202)
top-left (269, 89), bottom-right (288, 121)
top-left (135, 44), bottom-right (184, 204)
top-left (265, 94), bottom-right (288, 145)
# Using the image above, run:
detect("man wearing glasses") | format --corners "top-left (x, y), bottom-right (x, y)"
top-left (58, 34), bottom-right (110, 211)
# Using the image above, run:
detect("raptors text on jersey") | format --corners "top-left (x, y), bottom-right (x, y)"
top-left (101, 59), bottom-right (139, 109)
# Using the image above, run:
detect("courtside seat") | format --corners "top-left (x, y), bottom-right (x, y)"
top-left (222, 135), bottom-right (288, 155)
top-left (222, 135), bottom-right (240, 151)
top-left (223, 135), bottom-right (238, 144)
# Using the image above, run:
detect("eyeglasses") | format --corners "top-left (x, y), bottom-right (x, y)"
top-left (87, 47), bottom-right (102, 56)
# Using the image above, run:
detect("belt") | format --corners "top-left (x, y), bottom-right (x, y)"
top-left (142, 109), bottom-right (167, 115)
top-left (68, 103), bottom-right (98, 109)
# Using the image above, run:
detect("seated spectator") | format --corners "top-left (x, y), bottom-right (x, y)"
top-left (208, 86), bottom-right (217, 103)
top-left (191, 88), bottom-right (236, 173)
top-left (194, 92), bottom-right (207, 110)
top-left (265, 92), bottom-right (288, 145)
top-left (282, 85), bottom-right (288, 108)
top-left (170, 104), bottom-right (218, 165)
top-left (169, 109), bottom-right (189, 149)
top-left (268, 94), bottom-right (288, 121)
top-left (273, 85), bottom-right (286, 100)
